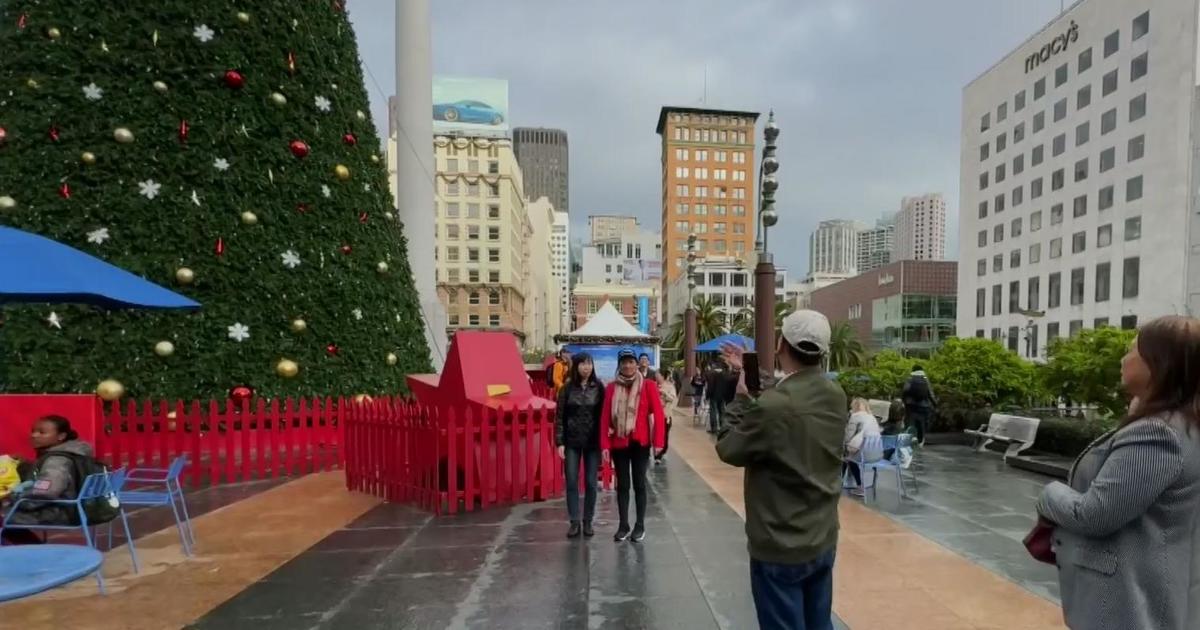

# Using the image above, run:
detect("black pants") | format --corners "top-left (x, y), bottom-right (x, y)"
top-left (843, 448), bottom-right (896, 487)
top-left (906, 407), bottom-right (930, 442)
top-left (612, 442), bottom-right (651, 527)
top-left (655, 420), bottom-right (671, 459)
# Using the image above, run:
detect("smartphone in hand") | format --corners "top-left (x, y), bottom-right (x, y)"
top-left (743, 352), bottom-right (762, 393)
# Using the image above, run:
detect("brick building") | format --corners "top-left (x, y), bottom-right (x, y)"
top-left (570, 285), bottom-right (659, 332)
top-left (809, 260), bottom-right (958, 357)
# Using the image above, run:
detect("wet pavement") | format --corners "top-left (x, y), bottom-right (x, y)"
top-left (189, 453), bottom-right (848, 629)
top-left (855, 445), bottom-right (1062, 601)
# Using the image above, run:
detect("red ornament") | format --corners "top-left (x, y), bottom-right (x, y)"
top-left (325, 343), bottom-right (340, 357)
top-left (58, 183), bottom-right (71, 199)
top-left (178, 119), bottom-right (189, 144)
top-left (18, 14), bottom-right (27, 30)
top-left (48, 125), bottom-right (60, 142)
top-left (342, 133), bottom-right (357, 146)
top-left (287, 52), bottom-right (297, 76)
top-left (358, 212), bottom-right (368, 224)
top-left (214, 237), bottom-right (225, 256)
top-left (289, 140), bottom-right (310, 159)
top-left (340, 244), bottom-right (352, 255)
top-left (296, 203), bottom-right (310, 213)
top-left (0, 126), bottom-right (7, 145)
top-left (223, 70), bottom-right (245, 90)
top-left (230, 385), bottom-right (254, 403)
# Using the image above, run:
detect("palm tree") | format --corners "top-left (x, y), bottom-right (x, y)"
top-left (732, 300), bottom-right (796, 339)
top-left (827, 321), bottom-right (868, 371)
top-left (664, 295), bottom-right (726, 349)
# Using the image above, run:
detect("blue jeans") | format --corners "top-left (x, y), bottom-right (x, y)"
top-left (750, 549), bottom-right (836, 630)
top-left (708, 398), bottom-right (726, 432)
top-left (564, 446), bottom-right (600, 523)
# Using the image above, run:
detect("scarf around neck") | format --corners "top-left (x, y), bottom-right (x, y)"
top-left (611, 372), bottom-right (644, 439)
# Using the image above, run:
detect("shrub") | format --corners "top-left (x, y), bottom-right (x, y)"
top-left (1031, 415), bottom-right (1114, 458)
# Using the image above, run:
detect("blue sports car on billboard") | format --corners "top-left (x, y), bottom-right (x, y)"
top-left (433, 100), bottom-right (505, 126)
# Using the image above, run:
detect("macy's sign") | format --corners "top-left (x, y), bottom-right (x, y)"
top-left (1025, 21), bottom-right (1079, 74)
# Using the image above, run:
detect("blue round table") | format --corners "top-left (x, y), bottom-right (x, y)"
top-left (0, 544), bottom-right (104, 601)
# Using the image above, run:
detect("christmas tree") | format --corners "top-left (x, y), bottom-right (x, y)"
top-left (0, 1), bottom-right (431, 399)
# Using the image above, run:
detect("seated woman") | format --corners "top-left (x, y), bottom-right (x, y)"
top-left (1, 416), bottom-right (93, 544)
top-left (842, 398), bottom-right (890, 497)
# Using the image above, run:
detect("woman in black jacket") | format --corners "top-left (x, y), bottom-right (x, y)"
top-left (555, 352), bottom-right (604, 538)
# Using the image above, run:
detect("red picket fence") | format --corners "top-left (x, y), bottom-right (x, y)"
top-left (97, 397), bottom-right (344, 488)
top-left (344, 398), bottom-right (604, 514)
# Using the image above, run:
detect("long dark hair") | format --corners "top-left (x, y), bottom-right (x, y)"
top-left (1124, 315), bottom-right (1200, 427)
top-left (568, 352), bottom-right (600, 389)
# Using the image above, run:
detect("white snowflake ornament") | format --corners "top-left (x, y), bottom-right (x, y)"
top-left (352, 308), bottom-right (363, 321)
top-left (314, 95), bottom-right (332, 113)
top-left (227, 323), bottom-right (250, 342)
top-left (213, 158), bottom-right (230, 171)
top-left (281, 250), bottom-right (301, 269)
top-left (321, 185), bottom-right (331, 198)
top-left (86, 227), bottom-right (110, 244)
top-left (138, 180), bottom-right (161, 200)
top-left (190, 190), bottom-right (202, 206)
top-left (193, 24), bottom-right (215, 43)
top-left (47, 312), bottom-right (63, 330)
top-left (82, 83), bottom-right (103, 101)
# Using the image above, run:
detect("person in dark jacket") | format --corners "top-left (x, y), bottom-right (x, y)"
top-left (2, 416), bottom-right (94, 545)
top-left (637, 353), bottom-right (657, 380)
top-left (705, 359), bottom-right (736, 434)
top-left (689, 371), bottom-right (706, 418)
top-left (555, 352), bottom-right (604, 538)
top-left (901, 365), bottom-right (937, 446)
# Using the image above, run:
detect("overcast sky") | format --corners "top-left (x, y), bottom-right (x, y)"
top-left (348, 0), bottom-right (1069, 276)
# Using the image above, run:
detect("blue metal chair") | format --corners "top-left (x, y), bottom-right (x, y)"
top-left (862, 434), bottom-right (919, 498)
top-left (0, 468), bottom-right (140, 582)
top-left (117, 455), bottom-right (194, 555)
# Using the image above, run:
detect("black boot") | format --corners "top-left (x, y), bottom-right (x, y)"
top-left (613, 523), bottom-right (632, 542)
top-left (631, 523), bottom-right (646, 543)
top-left (567, 521), bottom-right (582, 538)
top-left (583, 521), bottom-right (595, 538)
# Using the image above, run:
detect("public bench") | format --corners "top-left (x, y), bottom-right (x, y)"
top-left (964, 414), bottom-right (1040, 461)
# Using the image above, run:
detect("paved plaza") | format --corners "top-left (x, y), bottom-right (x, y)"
top-left (1, 412), bottom-right (1068, 629)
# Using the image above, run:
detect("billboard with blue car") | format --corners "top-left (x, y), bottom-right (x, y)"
top-left (432, 76), bottom-right (509, 135)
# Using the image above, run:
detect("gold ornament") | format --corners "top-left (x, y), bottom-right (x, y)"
top-left (275, 359), bottom-right (299, 378)
top-left (236, 11), bottom-right (251, 24)
top-left (25, 78), bottom-right (39, 89)
top-left (356, 110), bottom-right (367, 121)
top-left (154, 341), bottom-right (175, 357)
top-left (376, 261), bottom-right (389, 274)
top-left (96, 379), bottom-right (125, 401)
top-left (353, 393), bottom-right (374, 404)
top-left (113, 127), bottom-right (135, 144)
top-left (334, 165), bottom-right (351, 181)
top-left (46, 27), bottom-right (62, 41)
top-left (80, 152), bottom-right (97, 165)
top-left (290, 318), bottom-right (307, 333)
top-left (386, 352), bottom-right (398, 366)
top-left (152, 80), bottom-right (168, 93)
top-left (269, 92), bottom-right (287, 106)
top-left (0, 196), bottom-right (15, 211)
top-left (370, 154), bottom-right (380, 164)
top-left (175, 267), bottom-right (195, 285)
top-left (240, 211), bottom-right (258, 225)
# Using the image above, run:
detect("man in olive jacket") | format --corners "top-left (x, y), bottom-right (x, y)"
top-left (716, 310), bottom-right (847, 630)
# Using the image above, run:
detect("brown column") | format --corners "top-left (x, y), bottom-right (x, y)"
top-left (754, 253), bottom-right (776, 376)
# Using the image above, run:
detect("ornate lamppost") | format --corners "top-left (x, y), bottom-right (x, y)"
top-left (754, 111), bottom-right (780, 372)
top-left (684, 234), bottom-right (699, 384)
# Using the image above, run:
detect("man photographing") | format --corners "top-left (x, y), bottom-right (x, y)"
top-left (715, 310), bottom-right (847, 630)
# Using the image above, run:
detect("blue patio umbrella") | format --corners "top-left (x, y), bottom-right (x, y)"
top-left (0, 226), bottom-right (199, 309)
top-left (694, 333), bottom-right (755, 353)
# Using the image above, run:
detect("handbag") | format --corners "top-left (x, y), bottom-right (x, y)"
top-left (1023, 517), bottom-right (1057, 564)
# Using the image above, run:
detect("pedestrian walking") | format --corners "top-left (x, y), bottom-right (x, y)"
top-left (654, 370), bottom-right (677, 465)
top-left (716, 310), bottom-right (847, 630)
top-left (1035, 316), bottom-right (1200, 630)
top-left (550, 348), bottom-right (572, 395)
top-left (601, 349), bottom-right (667, 543)
top-left (689, 371), bottom-right (706, 420)
top-left (554, 352), bottom-right (604, 539)
top-left (901, 365), bottom-right (936, 445)
top-left (637, 353), bottom-right (657, 380)
top-left (705, 359), bottom-right (735, 434)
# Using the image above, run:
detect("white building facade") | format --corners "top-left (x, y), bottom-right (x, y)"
top-left (895, 194), bottom-right (947, 261)
top-left (809, 220), bottom-right (865, 276)
top-left (665, 256), bottom-right (789, 330)
top-left (856, 216), bottom-right (896, 273)
top-left (958, 1), bottom-right (1194, 358)
top-left (551, 210), bottom-right (570, 335)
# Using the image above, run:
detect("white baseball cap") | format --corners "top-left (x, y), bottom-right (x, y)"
top-left (781, 310), bottom-right (831, 355)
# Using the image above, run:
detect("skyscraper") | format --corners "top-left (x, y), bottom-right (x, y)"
top-left (656, 107), bottom-right (761, 295)
top-left (809, 219), bottom-right (866, 276)
top-left (895, 193), bottom-right (947, 261)
top-left (513, 128), bottom-right (569, 215)
top-left (856, 215), bottom-right (896, 274)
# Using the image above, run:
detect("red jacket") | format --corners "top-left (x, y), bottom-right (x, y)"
top-left (600, 379), bottom-right (667, 451)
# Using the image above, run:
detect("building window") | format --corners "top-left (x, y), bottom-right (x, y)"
top-left (1050, 237), bottom-right (1062, 259)
top-left (1095, 262), bottom-right (1111, 302)
top-left (1013, 122), bottom-right (1025, 144)
top-left (1029, 243), bottom-right (1041, 264)
top-left (1070, 268), bottom-right (1085, 306)
top-left (1069, 320), bottom-right (1084, 336)
top-left (1053, 98), bottom-right (1067, 122)
top-left (1011, 248), bottom-right (1022, 269)
top-left (468, 248), bottom-right (479, 263)
top-left (1015, 89), bottom-right (1026, 111)
top-left (489, 314), bottom-right (500, 327)
top-left (1072, 230), bottom-right (1086, 254)
top-left (1078, 47), bottom-right (1093, 73)
top-left (446, 224), bottom-right (460, 240)
top-left (1052, 168), bottom-right (1064, 191)
top-left (447, 268), bottom-right (460, 283)
top-left (467, 225), bottom-right (480, 240)
top-left (994, 224), bottom-right (1004, 243)
top-left (1074, 158), bottom-right (1088, 182)
top-left (1034, 77), bottom-right (1046, 100)
top-left (976, 288), bottom-right (986, 317)
top-left (997, 102), bottom-right (1008, 122)
top-left (1051, 133), bottom-right (1066, 157)
top-left (1100, 147), bottom-right (1116, 173)
top-left (1099, 185), bottom-right (1115, 210)
top-left (1121, 315), bottom-right (1138, 330)
top-left (467, 203), bottom-right (481, 219)
top-left (446, 202), bottom-right (461, 218)
top-left (995, 163), bottom-right (1006, 183)
top-left (995, 193), bottom-right (1006, 213)
top-left (993, 254), bottom-right (1004, 273)
top-left (1127, 175), bottom-right (1144, 202)
top-left (468, 314), bottom-right (480, 327)
top-left (487, 249), bottom-right (500, 263)
top-left (1133, 11), bottom-right (1150, 40)
top-left (1095, 317), bottom-right (1110, 329)
top-left (1128, 135), bottom-right (1145, 162)
top-left (1051, 203), bottom-right (1064, 225)
top-left (1102, 69), bottom-right (1118, 97)
top-left (468, 291), bottom-right (481, 305)
top-left (1048, 272), bottom-right (1062, 308)
top-left (1055, 63), bottom-right (1068, 87)
top-left (1073, 194), bottom-right (1088, 218)
top-left (1011, 217), bottom-right (1023, 238)
top-left (1130, 93), bottom-right (1147, 122)
top-left (1098, 224), bottom-right (1112, 248)
top-left (978, 200), bottom-right (988, 219)
top-left (1125, 216), bottom-right (1141, 241)
top-left (1123, 257), bottom-right (1140, 298)
top-left (977, 259), bottom-right (987, 277)
top-left (1131, 53), bottom-right (1148, 82)
top-left (1008, 326), bottom-right (1020, 352)
top-left (1028, 276), bottom-right (1041, 311)
top-left (1075, 122), bottom-right (1090, 147)
top-left (1047, 321), bottom-right (1060, 341)
top-left (488, 205), bottom-right (500, 219)
top-left (1104, 30), bottom-right (1120, 58)
top-left (1032, 111), bottom-right (1045, 134)
top-left (448, 314), bottom-right (460, 327)
top-left (489, 270), bottom-right (499, 283)
top-left (1009, 281), bottom-right (1021, 313)
top-left (992, 284), bottom-right (1002, 315)
top-left (1031, 210), bottom-right (1042, 231)
top-left (996, 132), bottom-right (1007, 153)
top-left (1077, 84), bottom-right (1091, 110)
top-left (446, 246), bottom-right (460, 262)
top-left (1032, 144), bottom-right (1044, 166)
top-left (1013, 154), bottom-right (1025, 175)
top-left (1031, 177), bottom-right (1043, 199)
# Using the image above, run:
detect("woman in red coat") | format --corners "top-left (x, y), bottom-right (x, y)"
top-left (601, 349), bottom-right (667, 542)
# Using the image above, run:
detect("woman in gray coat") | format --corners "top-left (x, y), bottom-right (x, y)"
top-left (1037, 316), bottom-right (1200, 630)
